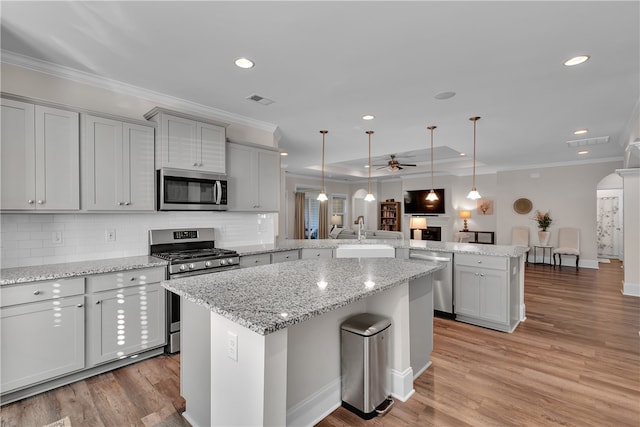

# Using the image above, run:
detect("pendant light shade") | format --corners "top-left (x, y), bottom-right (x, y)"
top-left (467, 117), bottom-right (482, 200)
top-left (364, 130), bottom-right (375, 202)
top-left (317, 130), bottom-right (328, 202)
top-left (426, 125), bottom-right (439, 202)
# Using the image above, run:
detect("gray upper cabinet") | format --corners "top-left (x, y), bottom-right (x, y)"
top-left (227, 142), bottom-right (280, 212)
top-left (82, 114), bottom-right (155, 211)
top-left (1, 98), bottom-right (79, 210)
top-left (145, 108), bottom-right (226, 174)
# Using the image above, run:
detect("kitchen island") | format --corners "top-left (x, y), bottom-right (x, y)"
top-left (162, 257), bottom-right (442, 427)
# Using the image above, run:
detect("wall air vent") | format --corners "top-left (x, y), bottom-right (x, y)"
top-left (566, 136), bottom-right (609, 147)
top-left (246, 93), bottom-right (275, 106)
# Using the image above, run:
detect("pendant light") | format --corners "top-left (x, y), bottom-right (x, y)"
top-left (364, 130), bottom-right (375, 202)
top-left (426, 125), bottom-right (439, 202)
top-left (317, 130), bottom-right (328, 202)
top-left (467, 116), bottom-right (482, 200)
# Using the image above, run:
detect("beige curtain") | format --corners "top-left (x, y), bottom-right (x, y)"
top-left (318, 201), bottom-right (328, 239)
top-left (294, 192), bottom-right (305, 239)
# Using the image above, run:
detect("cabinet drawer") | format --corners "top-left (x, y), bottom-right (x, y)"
top-left (87, 267), bottom-right (166, 293)
top-left (0, 277), bottom-right (85, 307)
top-left (455, 254), bottom-right (507, 270)
top-left (300, 248), bottom-right (333, 259)
top-left (240, 254), bottom-right (271, 268)
top-left (271, 250), bottom-right (300, 263)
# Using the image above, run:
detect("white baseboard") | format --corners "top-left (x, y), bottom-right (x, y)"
top-left (181, 411), bottom-right (202, 427)
top-left (286, 377), bottom-right (341, 427)
top-left (623, 281), bottom-right (640, 297)
top-left (390, 367), bottom-right (415, 402)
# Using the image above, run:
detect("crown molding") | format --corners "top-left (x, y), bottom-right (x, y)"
top-left (1, 50), bottom-right (278, 133)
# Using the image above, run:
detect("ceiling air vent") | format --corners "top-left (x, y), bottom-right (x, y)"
top-left (246, 93), bottom-right (275, 106)
top-left (566, 136), bottom-right (609, 147)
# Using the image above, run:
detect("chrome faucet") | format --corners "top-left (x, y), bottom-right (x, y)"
top-left (357, 216), bottom-right (365, 241)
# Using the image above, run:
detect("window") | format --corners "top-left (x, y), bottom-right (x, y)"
top-left (331, 194), bottom-right (347, 228)
top-left (296, 186), bottom-right (321, 239)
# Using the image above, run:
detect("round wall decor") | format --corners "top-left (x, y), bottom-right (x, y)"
top-left (513, 198), bottom-right (533, 214)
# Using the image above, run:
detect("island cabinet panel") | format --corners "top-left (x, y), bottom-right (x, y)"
top-left (1, 98), bottom-right (79, 211)
top-left (86, 268), bottom-right (166, 366)
top-left (226, 142), bottom-right (280, 212)
top-left (300, 248), bottom-right (333, 259)
top-left (1, 281), bottom-right (85, 393)
top-left (454, 254), bottom-right (512, 330)
top-left (82, 115), bottom-right (155, 211)
top-left (239, 253), bottom-right (271, 268)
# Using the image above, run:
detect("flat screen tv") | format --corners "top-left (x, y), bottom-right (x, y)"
top-left (403, 189), bottom-right (446, 215)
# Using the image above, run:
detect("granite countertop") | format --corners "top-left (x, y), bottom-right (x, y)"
top-left (0, 256), bottom-right (168, 286)
top-left (162, 258), bottom-right (443, 336)
top-left (230, 239), bottom-right (527, 258)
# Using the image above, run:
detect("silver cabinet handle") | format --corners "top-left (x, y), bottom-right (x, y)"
top-left (477, 260), bottom-right (482, 264)
top-left (28, 200), bottom-right (35, 204)
top-left (96, 301), bottom-right (101, 305)
top-left (76, 304), bottom-right (83, 308)
top-left (193, 162), bottom-right (199, 166)
top-left (130, 277), bottom-right (136, 281)
top-left (124, 202), bottom-right (131, 206)
top-left (118, 202), bottom-right (125, 206)
top-left (480, 273), bottom-right (485, 277)
top-left (33, 290), bottom-right (41, 295)
top-left (37, 200), bottom-right (44, 204)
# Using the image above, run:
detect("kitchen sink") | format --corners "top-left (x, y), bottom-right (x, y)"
top-left (335, 244), bottom-right (396, 258)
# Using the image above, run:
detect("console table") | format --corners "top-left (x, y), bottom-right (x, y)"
top-left (533, 245), bottom-right (553, 265)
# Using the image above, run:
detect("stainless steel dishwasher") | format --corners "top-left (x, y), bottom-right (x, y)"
top-left (409, 251), bottom-right (454, 317)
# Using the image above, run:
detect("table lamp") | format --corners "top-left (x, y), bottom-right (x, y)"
top-left (459, 210), bottom-right (471, 232)
top-left (410, 216), bottom-right (427, 240)
top-left (330, 215), bottom-right (342, 231)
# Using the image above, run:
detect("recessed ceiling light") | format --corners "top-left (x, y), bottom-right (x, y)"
top-left (234, 57), bottom-right (255, 69)
top-left (564, 55), bottom-right (590, 66)
top-left (459, 152), bottom-right (466, 156)
top-left (362, 115), bottom-right (375, 120)
top-left (280, 152), bottom-right (288, 156)
top-left (434, 91), bottom-right (456, 100)
top-left (578, 150), bottom-right (589, 155)
top-left (573, 129), bottom-right (588, 135)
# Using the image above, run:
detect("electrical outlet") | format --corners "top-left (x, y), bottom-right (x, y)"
top-left (227, 331), bottom-right (238, 361)
top-left (105, 229), bottom-right (116, 242)
top-left (52, 231), bottom-right (63, 245)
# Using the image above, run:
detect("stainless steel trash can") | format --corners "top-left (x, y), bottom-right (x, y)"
top-left (341, 313), bottom-right (392, 419)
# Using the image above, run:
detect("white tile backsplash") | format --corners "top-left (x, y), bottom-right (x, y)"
top-left (0, 212), bottom-right (276, 268)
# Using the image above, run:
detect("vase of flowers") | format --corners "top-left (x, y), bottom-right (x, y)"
top-left (533, 210), bottom-right (552, 245)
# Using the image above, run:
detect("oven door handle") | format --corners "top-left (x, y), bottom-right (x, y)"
top-left (215, 180), bottom-right (222, 204)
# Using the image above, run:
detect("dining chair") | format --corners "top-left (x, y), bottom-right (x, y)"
top-left (511, 226), bottom-right (530, 263)
top-left (553, 227), bottom-right (580, 269)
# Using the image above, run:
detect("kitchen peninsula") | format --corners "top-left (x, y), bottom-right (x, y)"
top-left (162, 257), bottom-right (442, 427)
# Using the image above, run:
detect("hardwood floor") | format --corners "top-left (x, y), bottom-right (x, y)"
top-left (1, 261), bottom-right (638, 426)
top-left (318, 260), bottom-right (640, 427)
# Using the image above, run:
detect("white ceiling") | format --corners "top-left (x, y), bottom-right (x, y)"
top-left (1, 1), bottom-right (638, 182)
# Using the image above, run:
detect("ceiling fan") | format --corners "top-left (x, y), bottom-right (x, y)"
top-left (373, 154), bottom-right (417, 172)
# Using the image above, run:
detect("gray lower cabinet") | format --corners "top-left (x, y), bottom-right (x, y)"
top-left (300, 248), bottom-right (333, 259)
top-left (454, 254), bottom-right (515, 332)
top-left (0, 278), bottom-right (85, 393)
top-left (239, 253), bottom-right (271, 268)
top-left (271, 250), bottom-right (300, 263)
top-left (86, 267), bottom-right (166, 366)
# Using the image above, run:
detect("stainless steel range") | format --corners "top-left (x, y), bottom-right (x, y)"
top-left (150, 227), bottom-right (240, 353)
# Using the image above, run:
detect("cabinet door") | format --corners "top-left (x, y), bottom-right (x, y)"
top-left (239, 253), bottom-right (271, 268)
top-left (82, 115), bottom-right (122, 210)
top-left (1, 98), bottom-right (36, 209)
top-left (478, 269), bottom-right (508, 323)
top-left (87, 283), bottom-right (165, 366)
top-left (197, 122), bottom-right (226, 173)
top-left (35, 105), bottom-right (79, 210)
top-left (161, 114), bottom-right (197, 169)
top-left (123, 123), bottom-right (155, 210)
top-left (454, 266), bottom-right (480, 317)
top-left (0, 295), bottom-right (85, 393)
top-left (256, 149), bottom-right (280, 211)
top-left (227, 143), bottom-right (257, 210)
top-left (301, 248), bottom-right (333, 259)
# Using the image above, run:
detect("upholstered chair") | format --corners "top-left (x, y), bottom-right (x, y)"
top-left (553, 228), bottom-right (580, 269)
top-left (511, 226), bottom-right (530, 263)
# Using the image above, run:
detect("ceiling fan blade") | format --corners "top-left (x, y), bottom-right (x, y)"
top-left (397, 166), bottom-right (404, 170)
top-left (376, 165), bottom-right (388, 170)
top-left (400, 163), bottom-right (417, 167)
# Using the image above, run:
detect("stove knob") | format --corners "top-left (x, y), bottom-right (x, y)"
top-left (228, 258), bottom-right (237, 264)
top-left (205, 261), bottom-right (213, 267)
top-left (189, 263), bottom-right (195, 269)
top-left (179, 264), bottom-right (187, 271)
top-left (220, 259), bottom-right (227, 265)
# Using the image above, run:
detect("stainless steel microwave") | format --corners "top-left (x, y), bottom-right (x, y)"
top-left (157, 168), bottom-right (227, 211)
